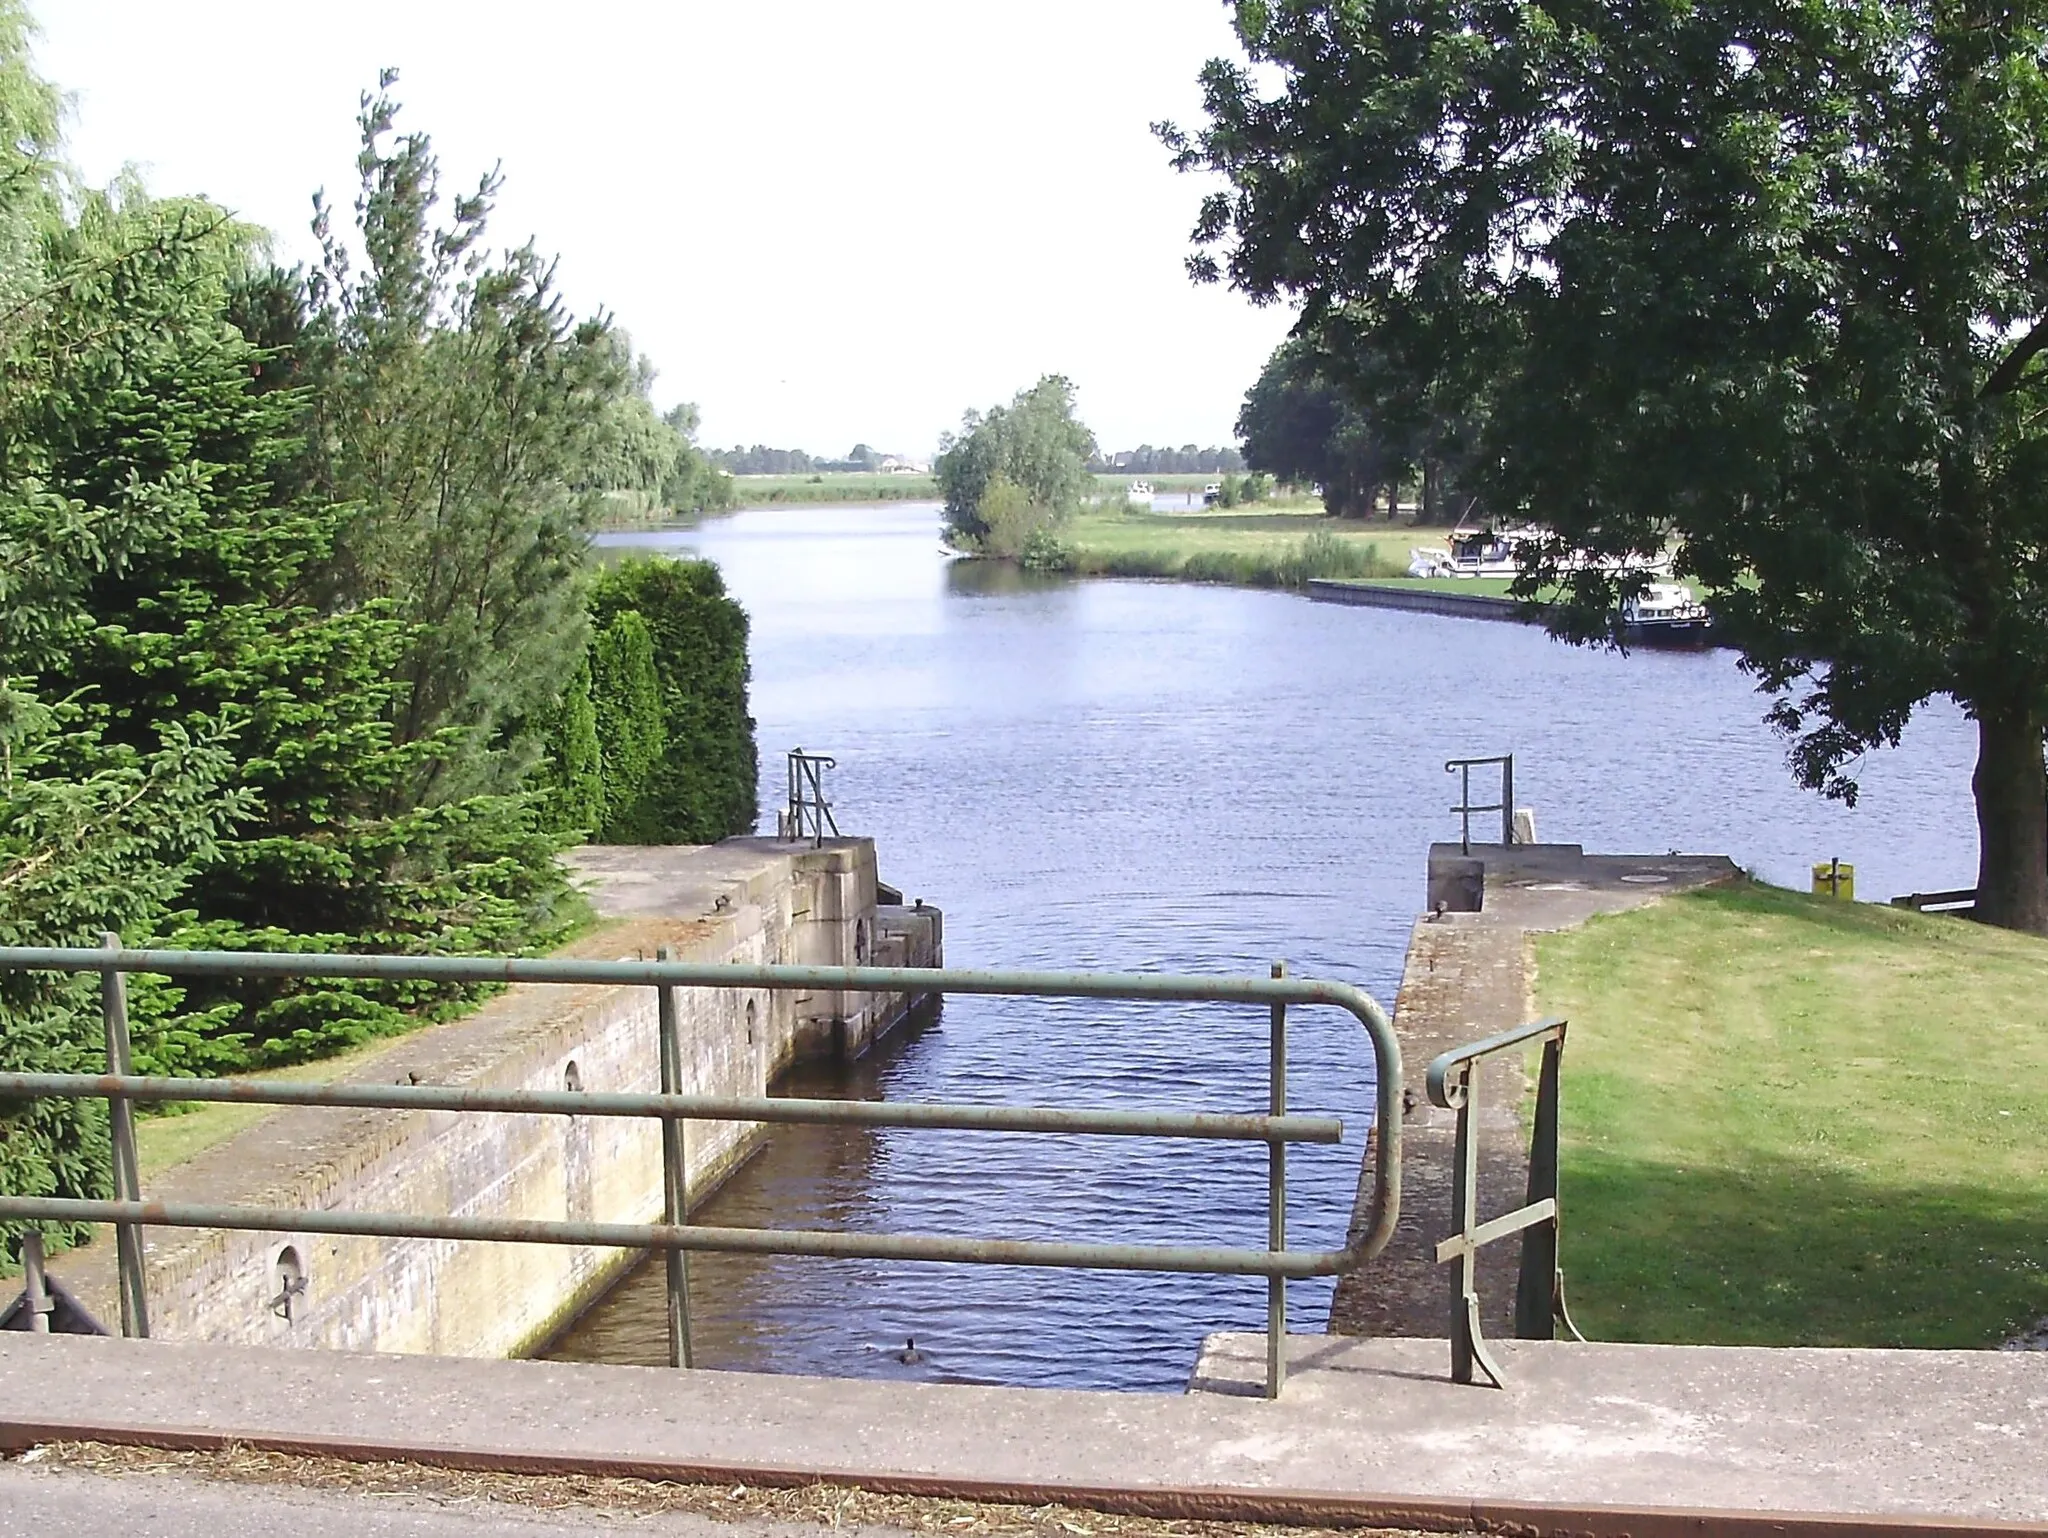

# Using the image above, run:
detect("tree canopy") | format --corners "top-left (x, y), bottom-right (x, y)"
top-left (935, 376), bottom-right (1097, 556)
top-left (1238, 337), bottom-right (1409, 517)
top-left (0, 20), bottom-right (757, 1253)
top-left (1168, 0), bottom-right (2048, 930)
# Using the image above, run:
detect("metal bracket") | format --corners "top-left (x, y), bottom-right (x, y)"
top-left (268, 1273), bottom-right (307, 1322)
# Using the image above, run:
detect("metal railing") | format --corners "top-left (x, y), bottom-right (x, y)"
top-left (1890, 887), bottom-right (1976, 914)
top-left (781, 748), bottom-right (840, 846)
top-left (0, 942), bottom-right (1404, 1400)
top-left (1445, 754), bottom-right (1514, 853)
top-left (1426, 1016), bottom-right (1580, 1387)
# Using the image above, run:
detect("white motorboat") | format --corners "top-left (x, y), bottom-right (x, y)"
top-left (1127, 480), bottom-right (1155, 507)
top-left (1407, 524), bottom-right (1540, 579)
top-left (1408, 520), bottom-right (1675, 582)
top-left (1621, 581), bottom-right (1713, 644)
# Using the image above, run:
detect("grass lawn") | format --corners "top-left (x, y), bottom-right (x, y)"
top-left (729, 472), bottom-right (937, 505)
top-left (1063, 505), bottom-right (1434, 583)
top-left (1535, 880), bottom-right (2048, 1347)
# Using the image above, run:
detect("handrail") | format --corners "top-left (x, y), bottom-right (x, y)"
top-left (0, 944), bottom-right (1403, 1399)
top-left (783, 748), bottom-right (839, 846)
top-left (1426, 1016), bottom-right (1564, 1106)
top-left (0, 1198), bottom-right (1349, 1278)
top-left (0, 1072), bottom-right (1344, 1144)
top-left (1444, 754), bottom-right (1514, 853)
top-left (1425, 1016), bottom-right (1576, 1386)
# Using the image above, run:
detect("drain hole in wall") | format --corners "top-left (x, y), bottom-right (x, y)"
top-left (564, 1060), bottom-right (584, 1093)
top-left (745, 999), bottom-right (757, 1046)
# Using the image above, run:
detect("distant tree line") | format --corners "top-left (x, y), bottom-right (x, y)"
top-left (711, 443), bottom-right (915, 475)
top-left (1091, 445), bottom-right (1244, 475)
top-left (0, 31), bottom-right (756, 1252)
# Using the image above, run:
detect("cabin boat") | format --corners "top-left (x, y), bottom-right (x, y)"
top-left (1127, 480), bottom-right (1155, 507)
top-left (1407, 524), bottom-right (1540, 579)
top-left (1621, 582), bottom-right (1714, 644)
top-left (1408, 520), bottom-right (1675, 582)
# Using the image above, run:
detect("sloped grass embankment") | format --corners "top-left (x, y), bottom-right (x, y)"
top-left (1536, 881), bottom-right (2048, 1348)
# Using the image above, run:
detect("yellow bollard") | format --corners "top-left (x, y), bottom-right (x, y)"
top-left (1811, 859), bottom-right (1855, 900)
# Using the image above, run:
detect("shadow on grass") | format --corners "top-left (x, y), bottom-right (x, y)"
top-left (1565, 1149), bottom-right (2048, 1348)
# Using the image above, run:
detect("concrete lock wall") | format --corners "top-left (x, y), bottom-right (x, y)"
top-left (62, 838), bottom-right (940, 1359)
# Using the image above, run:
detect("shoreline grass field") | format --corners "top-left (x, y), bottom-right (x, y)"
top-left (1535, 880), bottom-right (2048, 1349)
top-left (1061, 504), bottom-right (1432, 586)
top-left (729, 472), bottom-right (939, 505)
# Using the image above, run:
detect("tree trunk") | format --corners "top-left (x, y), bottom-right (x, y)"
top-left (1422, 456), bottom-right (1440, 524)
top-left (1971, 707), bottom-right (2048, 933)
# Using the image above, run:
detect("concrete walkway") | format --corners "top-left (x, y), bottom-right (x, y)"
top-left (1, 1332), bottom-right (2043, 1534)
top-left (1331, 845), bottom-right (1739, 1338)
top-left (0, 1463), bottom-right (904, 1538)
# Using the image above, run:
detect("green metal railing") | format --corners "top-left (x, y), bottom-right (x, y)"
top-left (1427, 1016), bottom-right (1582, 1386)
top-left (1445, 753), bottom-right (1515, 853)
top-left (0, 941), bottom-right (1404, 1399)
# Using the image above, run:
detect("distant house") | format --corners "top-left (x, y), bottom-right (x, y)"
top-left (878, 456), bottom-right (931, 475)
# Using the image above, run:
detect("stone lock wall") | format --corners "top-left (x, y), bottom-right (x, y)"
top-left (59, 838), bottom-right (940, 1358)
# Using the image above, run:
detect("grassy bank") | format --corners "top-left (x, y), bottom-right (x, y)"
top-left (1535, 880), bottom-right (2048, 1348)
top-left (1062, 505), bottom-right (1428, 586)
top-left (730, 472), bottom-right (938, 505)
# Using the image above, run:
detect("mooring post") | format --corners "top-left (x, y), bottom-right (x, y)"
top-left (655, 944), bottom-right (694, 1368)
top-left (100, 931), bottom-right (149, 1339)
top-left (20, 1230), bottom-right (51, 1334)
top-left (1267, 959), bottom-right (1287, 1399)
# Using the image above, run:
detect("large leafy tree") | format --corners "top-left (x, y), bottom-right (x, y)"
top-left (1167, 0), bottom-right (2048, 931)
top-left (935, 375), bottom-right (1098, 552)
top-left (1239, 336), bottom-right (1410, 517)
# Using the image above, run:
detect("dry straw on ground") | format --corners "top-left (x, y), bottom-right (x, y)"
top-left (8, 1441), bottom-right (1448, 1537)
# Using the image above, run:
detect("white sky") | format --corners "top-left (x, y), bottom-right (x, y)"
top-left (30, 1), bottom-right (1297, 458)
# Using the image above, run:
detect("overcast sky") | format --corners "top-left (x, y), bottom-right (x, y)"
top-left (30, 1), bottom-right (1297, 457)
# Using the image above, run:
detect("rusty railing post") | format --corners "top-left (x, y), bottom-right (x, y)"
top-left (1267, 959), bottom-right (1287, 1399)
top-left (20, 1230), bottom-right (51, 1333)
top-left (1515, 1030), bottom-right (1564, 1338)
top-left (101, 932), bottom-right (149, 1338)
top-left (656, 945), bottom-right (695, 1368)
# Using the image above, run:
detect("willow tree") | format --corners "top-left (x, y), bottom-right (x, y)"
top-left (1166, 0), bottom-right (2048, 930)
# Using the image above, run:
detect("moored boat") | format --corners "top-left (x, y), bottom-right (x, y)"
top-left (1408, 519), bottom-right (1675, 583)
top-left (1621, 581), bottom-right (1714, 645)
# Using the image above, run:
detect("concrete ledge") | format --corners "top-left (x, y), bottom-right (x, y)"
top-left (1305, 579), bottom-right (1539, 623)
top-left (0, 1334), bottom-right (2042, 1534)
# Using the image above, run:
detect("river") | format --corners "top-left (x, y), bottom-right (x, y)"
top-left (546, 501), bottom-right (1977, 1391)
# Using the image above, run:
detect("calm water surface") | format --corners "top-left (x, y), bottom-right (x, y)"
top-left (548, 502), bottom-right (1977, 1390)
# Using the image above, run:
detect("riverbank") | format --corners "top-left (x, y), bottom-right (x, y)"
top-left (1536, 881), bottom-right (2048, 1349)
top-left (1061, 505), bottom-right (1423, 585)
top-left (729, 472), bottom-right (939, 505)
